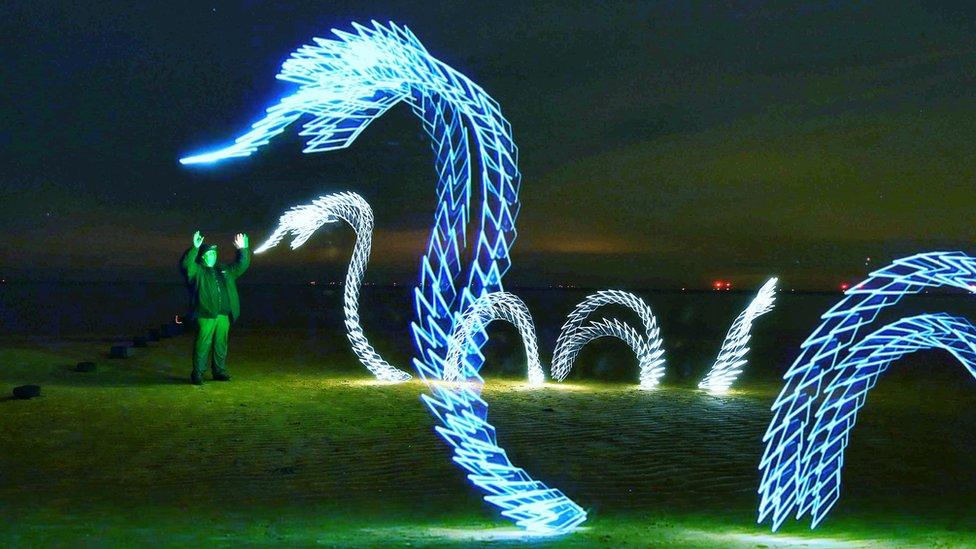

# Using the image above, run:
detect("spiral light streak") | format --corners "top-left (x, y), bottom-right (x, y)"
top-left (550, 290), bottom-right (666, 390)
top-left (759, 251), bottom-right (976, 531)
top-left (255, 192), bottom-right (412, 382)
top-left (802, 313), bottom-right (976, 528)
top-left (698, 277), bottom-right (778, 394)
top-left (179, 21), bottom-right (585, 533)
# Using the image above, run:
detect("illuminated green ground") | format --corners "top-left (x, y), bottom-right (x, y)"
top-left (1, 331), bottom-right (974, 547)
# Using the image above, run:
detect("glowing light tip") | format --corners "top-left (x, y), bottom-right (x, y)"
top-left (179, 147), bottom-right (245, 165)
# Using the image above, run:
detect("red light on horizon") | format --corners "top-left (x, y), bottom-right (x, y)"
top-left (840, 283), bottom-right (849, 291)
top-left (713, 280), bottom-right (733, 291)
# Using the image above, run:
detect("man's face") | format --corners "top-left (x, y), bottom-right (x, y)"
top-left (203, 249), bottom-right (217, 267)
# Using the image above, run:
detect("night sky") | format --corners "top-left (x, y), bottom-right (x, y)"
top-left (3, 1), bottom-right (976, 289)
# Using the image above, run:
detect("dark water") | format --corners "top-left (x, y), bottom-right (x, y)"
top-left (4, 281), bottom-right (976, 384)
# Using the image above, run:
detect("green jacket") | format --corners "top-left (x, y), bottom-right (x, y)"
top-left (180, 245), bottom-right (250, 322)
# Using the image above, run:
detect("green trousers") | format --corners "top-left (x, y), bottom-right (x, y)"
top-left (193, 315), bottom-right (230, 377)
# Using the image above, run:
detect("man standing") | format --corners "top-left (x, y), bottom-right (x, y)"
top-left (180, 230), bottom-right (250, 385)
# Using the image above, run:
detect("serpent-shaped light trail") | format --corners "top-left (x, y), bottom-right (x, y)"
top-left (255, 192), bottom-right (412, 382)
top-left (181, 21), bottom-right (585, 533)
top-left (256, 191), bottom-right (777, 394)
top-left (180, 21), bottom-right (777, 534)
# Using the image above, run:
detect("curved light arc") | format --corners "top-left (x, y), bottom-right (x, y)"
top-left (255, 192), bottom-right (412, 382)
top-left (759, 251), bottom-right (976, 531)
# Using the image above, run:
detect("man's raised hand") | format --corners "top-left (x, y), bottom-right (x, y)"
top-left (234, 233), bottom-right (249, 249)
top-left (193, 231), bottom-right (204, 248)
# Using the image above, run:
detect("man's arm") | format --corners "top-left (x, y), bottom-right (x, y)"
top-left (228, 232), bottom-right (250, 278)
top-left (181, 231), bottom-right (204, 280)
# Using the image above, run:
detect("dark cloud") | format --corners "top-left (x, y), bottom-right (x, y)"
top-left (2, 1), bottom-right (976, 288)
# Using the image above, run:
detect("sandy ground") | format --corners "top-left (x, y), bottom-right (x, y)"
top-left (1, 330), bottom-right (974, 547)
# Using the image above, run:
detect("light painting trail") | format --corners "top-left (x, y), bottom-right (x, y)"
top-left (256, 192), bottom-right (776, 396)
top-left (454, 283), bottom-right (773, 391)
top-left (443, 292), bottom-right (545, 386)
top-left (802, 313), bottom-right (976, 528)
top-left (698, 277), bottom-right (778, 394)
top-left (758, 251), bottom-right (976, 531)
top-left (180, 21), bottom-right (586, 534)
top-left (255, 192), bottom-right (412, 383)
top-left (550, 290), bottom-right (666, 390)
